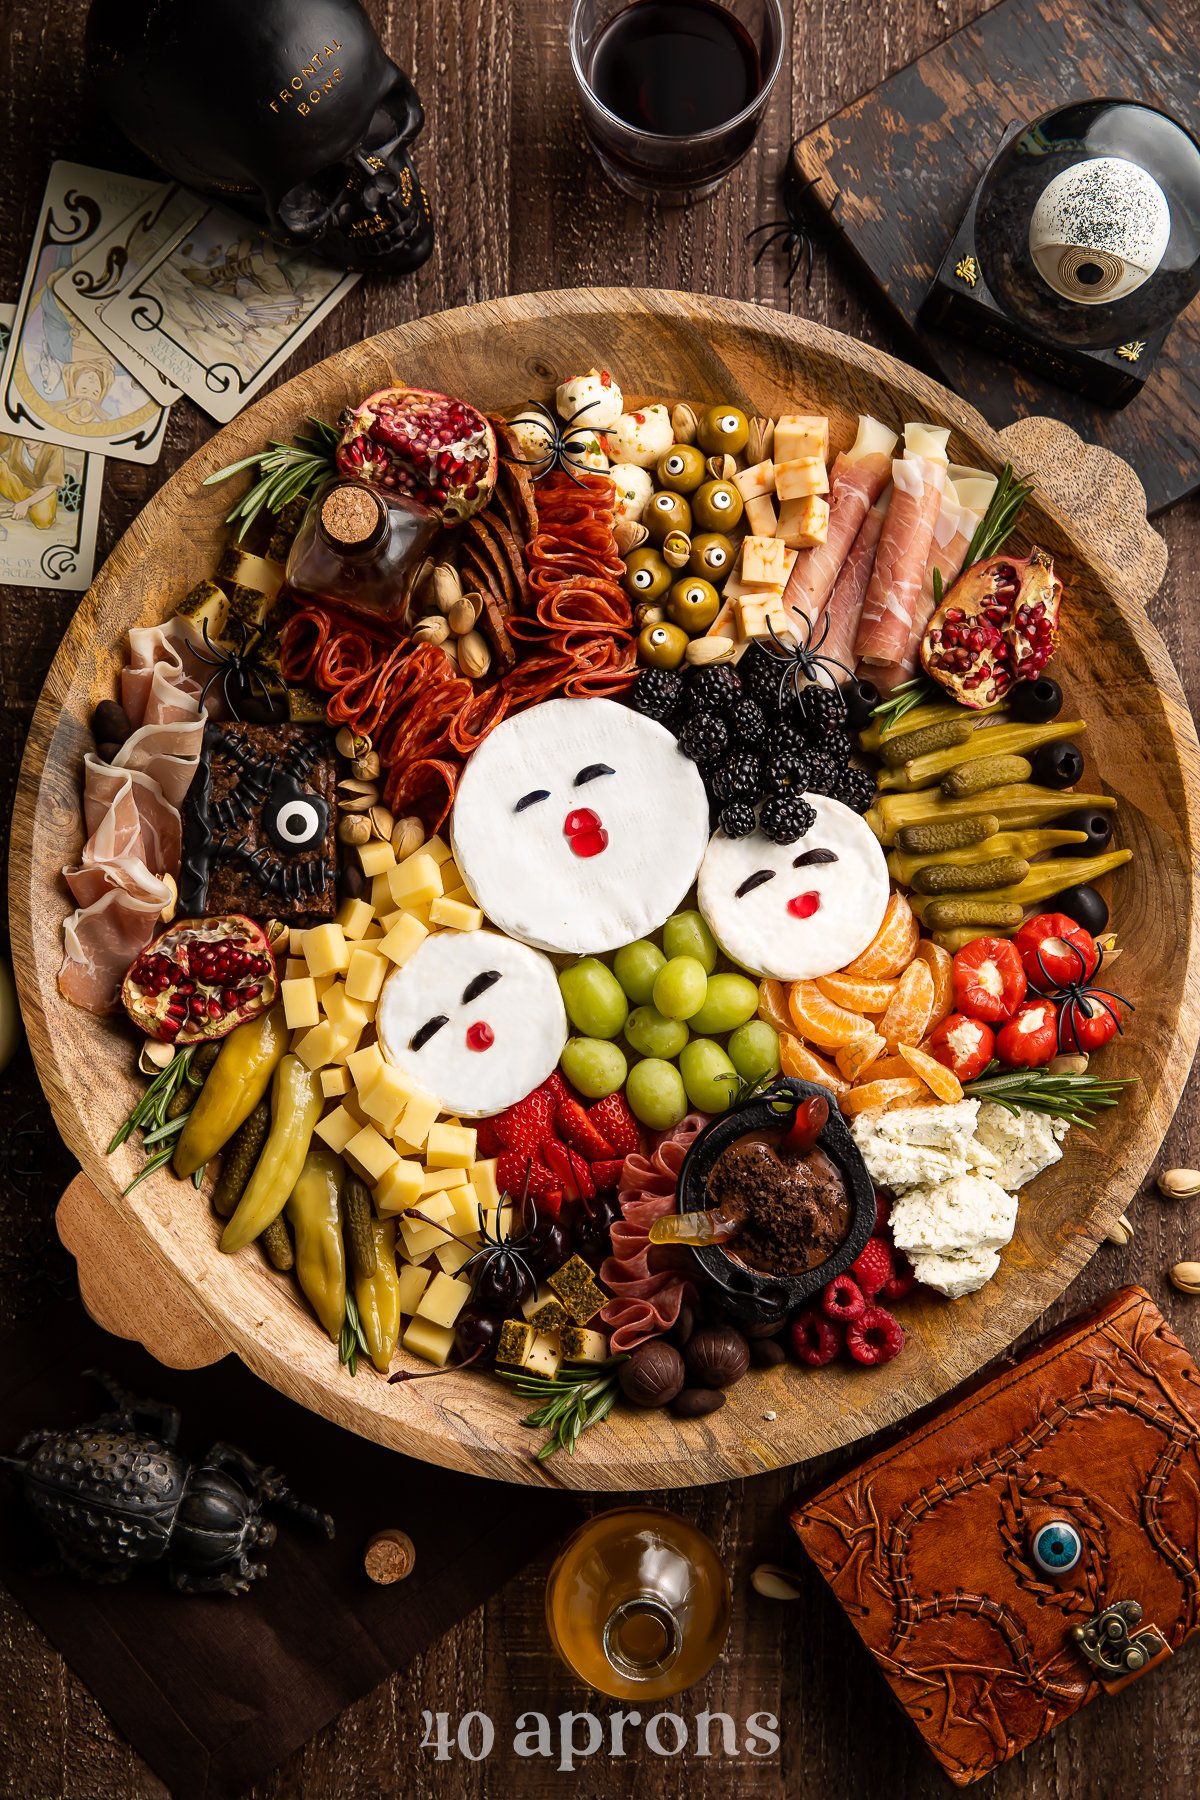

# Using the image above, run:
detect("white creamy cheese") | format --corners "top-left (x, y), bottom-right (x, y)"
top-left (376, 930), bottom-right (567, 1117)
top-left (974, 1103), bottom-right (1067, 1191)
top-left (609, 463), bottom-right (654, 521)
top-left (908, 1247), bottom-right (1001, 1300)
top-left (890, 1173), bottom-right (1019, 1257)
top-left (851, 1099), bottom-right (981, 1188)
top-left (556, 369), bottom-right (623, 430)
top-left (451, 697), bottom-right (711, 955)
top-left (697, 795), bottom-right (890, 980)
top-left (605, 405), bottom-right (674, 467)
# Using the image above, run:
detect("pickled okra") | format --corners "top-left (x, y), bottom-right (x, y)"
top-left (868, 784), bottom-right (1116, 846)
top-left (887, 827), bottom-right (1088, 885)
top-left (909, 847), bottom-right (1132, 924)
top-left (857, 698), bottom-right (1003, 754)
top-left (875, 718), bottom-right (1086, 791)
top-left (220, 1053), bottom-right (324, 1253)
top-left (286, 1148), bottom-right (347, 1340)
top-left (174, 1004), bottom-right (289, 1177)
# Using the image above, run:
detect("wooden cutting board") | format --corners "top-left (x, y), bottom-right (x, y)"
top-left (793, 0), bottom-right (1200, 516)
top-left (9, 288), bottom-right (1200, 1490)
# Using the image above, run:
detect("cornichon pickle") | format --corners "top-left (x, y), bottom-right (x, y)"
top-left (340, 1174), bottom-right (378, 1280)
top-left (895, 814), bottom-right (1000, 854)
top-left (857, 698), bottom-right (1003, 754)
top-left (922, 898), bottom-right (1026, 930)
top-left (879, 718), bottom-right (975, 767)
top-left (261, 1215), bottom-right (295, 1271)
top-left (902, 718), bottom-right (1086, 787)
top-left (912, 855), bottom-right (1030, 894)
top-left (210, 1096), bottom-right (272, 1218)
top-left (867, 785), bottom-right (1117, 846)
top-left (941, 754), bottom-right (1033, 797)
top-left (912, 847), bottom-right (1132, 926)
top-left (165, 1042), bottom-right (220, 1118)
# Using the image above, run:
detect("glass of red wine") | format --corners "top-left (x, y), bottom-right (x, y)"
top-left (570, 0), bottom-right (786, 203)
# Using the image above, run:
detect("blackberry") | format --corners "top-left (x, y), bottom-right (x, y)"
top-left (768, 722), bottom-right (808, 761)
top-left (728, 696), bottom-right (767, 746)
top-left (759, 792), bottom-right (817, 844)
top-left (764, 749), bottom-right (813, 793)
top-left (712, 751), bottom-right (762, 803)
top-left (719, 801), bottom-right (757, 839)
top-left (687, 666), bottom-right (742, 714)
top-left (679, 711), bottom-right (729, 765)
top-left (803, 751), bottom-right (840, 795)
top-left (834, 767), bottom-right (877, 814)
top-left (738, 646), bottom-right (785, 717)
top-left (824, 728), bottom-right (853, 766)
top-left (631, 667), bottom-right (685, 722)
top-left (797, 684), bottom-right (847, 740)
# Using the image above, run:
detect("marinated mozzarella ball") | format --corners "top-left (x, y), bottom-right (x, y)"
top-left (606, 405), bottom-right (674, 469)
top-left (556, 368), bottom-right (624, 429)
top-left (610, 462), bottom-right (655, 521)
top-left (562, 429), bottom-right (610, 474)
top-left (508, 407), bottom-right (555, 470)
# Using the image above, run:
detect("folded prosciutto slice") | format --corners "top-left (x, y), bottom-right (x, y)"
top-left (783, 415), bottom-right (897, 630)
top-left (865, 468), bottom-right (996, 691)
top-left (854, 422), bottom-right (950, 666)
top-left (822, 487), bottom-right (890, 675)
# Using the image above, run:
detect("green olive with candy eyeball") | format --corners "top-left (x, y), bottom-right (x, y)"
top-left (623, 545), bottom-right (671, 602)
top-left (656, 443), bottom-right (708, 492)
top-left (638, 620), bottom-right (688, 669)
top-left (697, 405), bottom-right (749, 456)
top-left (691, 478), bottom-right (744, 532)
top-left (689, 532), bottom-right (735, 579)
top-left (644, 489), bottom-right (693, 543)
top-left (560, 1037), bottom-right (628, 1099)
top-left (667, 576), bottom-right (720, 634)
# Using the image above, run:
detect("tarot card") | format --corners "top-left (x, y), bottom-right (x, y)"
top-left (0, 163), bottom-right (169, 464)
top-left (50, 183), bottom-right (204, 405)
top-left (0, 305), bottom-right (103, 592)
top-left (100, 203), bottom-right (360, 423)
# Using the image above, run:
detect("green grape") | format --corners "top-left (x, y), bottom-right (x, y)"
top-left (662, 909), bottom-right (718, 973)
top-left (558, 958), bottom-right (629, 1040)
top-left (560, 1037), bottom-right (628, 1099)
top-left (685, 971), bottom-right (759, 1035)
top-left (613, 939), bottom-right (666, 1005)
top-left (679, 1038), bottom-right (739, 1113)
top-left (625, 1058), bottom-right (688, 1130)
top-left (624, 1005), bottom-right (690, 1059)
top-left (727, 1019), bottom-right (781, 1083)
top-left (652, 955), bottom-right (709, 1021)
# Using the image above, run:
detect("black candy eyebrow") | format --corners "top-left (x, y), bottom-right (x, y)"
top-left (736, 869), bottom-right (776, 898)
top-left (574, 764), bottom-right (614, 785)
top-left (515, 789), bottom-right (550, 811)
top-left (793, 848), bottom-right (838, 867)
top-left (462, 970), bottom-right (501, 1004)
top-left (410, 1015), bottom-right (448, 1051)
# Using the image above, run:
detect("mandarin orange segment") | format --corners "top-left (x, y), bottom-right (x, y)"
top-left (878, 958), bottom-right (935, 1050)
top-left (915, 939), bottom-right (954, 1029)
top-left (815, 972), bottom-right (899, 1013)
top-left (899, 1041), bottom-right (964, 1104)
top-left (839, 1077), bottom-right (926, 1117)
top-left (865, 1054), bottom-right (919, 1082)
top-left (787, 979), bottom-right (875, 1050)
top-left (843, 891), bottom-right (920, 979)
top-left (779, 1033), bottom-right (849, 1094)
top-left (835, 1032), bottom-right (887, 1083)
top-left (757, 978), bottom-right (793, 1037)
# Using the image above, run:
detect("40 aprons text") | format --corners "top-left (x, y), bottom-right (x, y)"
top-left (420, 1707), bottom-right (781, 1767)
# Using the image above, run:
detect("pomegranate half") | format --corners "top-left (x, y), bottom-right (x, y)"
top-left (336, 384), bottom-right (497, 522)
top-left (921, 547), bottom-right (1062, 709)
top-left (122, 915), bottom-right (278, 1044)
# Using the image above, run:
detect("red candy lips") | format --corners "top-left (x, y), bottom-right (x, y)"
top-left (563, 806), bottom-right (609, 857)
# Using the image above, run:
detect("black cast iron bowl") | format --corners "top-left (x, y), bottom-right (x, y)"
top-left (677, 1077), bottom-right (877, 1328)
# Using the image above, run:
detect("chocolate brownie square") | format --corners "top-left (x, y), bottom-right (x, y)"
top-left (179, 722), bottom-right (338, 922)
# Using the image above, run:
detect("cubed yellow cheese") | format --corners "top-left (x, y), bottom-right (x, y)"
top-left (435, 1238), bottom-right (477, 1275)
top-left (773, 413), bottom-right (829, 462)
top-left (470, 1160), bottom-right (501, 1211)
top-left (346, 1042), bottom-right (386, 1092)
top-left (482, 1204), bottom-right (515, 1244)
top-left (560, 1326), bottom-right (611, 1363)
top-left (406, 899), bottom-right (434, 928)
top-left (357, 839), bottom-right (397, 879)
top-left (281, 975), bottom-right (320, 1030)
top-left (378, 912), bottom-right (430, 968)
top-left (294, 1019), bottom-right (345, 1070)
top-left (387, 850), bottom-right (444, 907)
top-left (397, 1092), bottom-right (440, 1151)
top-left (373, 1157), bottom-right (425, 1216)
top-left (359, 1066), bottom-right (418, 1134)
top-left (320, 983), bottom-right (372, 1030)
top-left (370, 871), bottom-right (395, 916)
top-left (420, 1166), bottom-right (470, 1193)
top-left (448, 1181), bottom-right (482, 1235)
top-left (744, 494), bottom-right (777, 536)
top-left (303, 922), bottom-right (351, 978)
top-left (399, 1216), bottom-right (451, 1260)
top-left (524, 1332), bottom-right (562, 1379)
top-left (773, 455), bottom-right (828, 501)
top-left (427, 896), bottom-right (484, 932)
top-left (732, 458), bottom-right (774, 499)
top-left (440, 886), bottom-right (475, 907)
top-left (402, 1316), bottom-right (455, 1367)
top-left (396, 1262), bottom-right (431, 1312)
top-left (426, 1122), bottom-right (477, 1168)
top-left (288, 929), bottom-right (307, 960)
top-left (360, 921), bottom-right (385, 941)
top-left (775, 493), bottom-right (830, 548)
top-left (741, 534), bottom-right (793, 587)
top-left (336, 895), bottom-right (374, 940)
top-left (342, 1092), bottom-right (368, 1128)
top-left (416, 1271), bottom-right (473, 1328)
top-left (315, 1105), bottom-right (360, 1155)
top-left (345, 947), bottom-right (388, 1003)
top-left (735, 593), bottom-right (790, 641)
top-left (284, 956), bottom-right (307, 981)
top-left (414, 1188), bottom-right (454, 1225)
top-left (344, 1124), bottom-right (400, 1183)
top-left (440, 856), bottom-right (464, 890)
top-left (423, 834), bottom-right (453, 866)
top-left (320, 1066), bottom-right (351, 1099)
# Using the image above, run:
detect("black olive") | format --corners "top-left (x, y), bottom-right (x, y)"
top-left (841, 677), bottom-right (880, 731)
top-left (92, 698), bottom-right (132, 746)
top-left (1032, 740), bottom-right (1084, 789)
top-left (1053, 883), bottom-right (1109, 934)
top-left (619, 1342), bottom-right (686, 1408)
top-left (670, 1387), bottom-right (726, 1419)
top-left (1060, 808), bottom-right (1114, 856)
top-left (1010, 676), bottom-right (1063, 723)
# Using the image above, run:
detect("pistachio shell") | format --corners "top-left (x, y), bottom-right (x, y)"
top-left (337, 779), bottom-right (380, 813)
top-left (706, 452), bottom-right (737, 481)
top-left (413, 613), bottom-right (451, 646)
top-left (350, 750), bottom-right (381, 781)
top-left (139, 1040), bottom-right (177, 1075)
top-left (635, 602), bottom-right (665, 629)
top-left (431, 562), bottom-right (462, 614)
top-left (338, 813), bottom-right (372, 845)
top-left (1169, 1261), bottom-right (1200, 1294)
top-left (411, 555), bottom-right (436, 605)
top-left (662, 530), bottom-right (691, 569)
top-left (614, 517), bottom-right (649, 555)
top-left (1048, 1053), bottom-right (1089, 1076)
top-left (747, 416), bottom-right (775, 464)
top-left (750, 1563), bottom-right (803, 1601)
top-left (391, 815), bottom-right (425, 860)
top-left (335, 725), bottom-right (371, 759)
top-left (671, 402), bottom-right (699, 444)
top-left (159, 872), bottom-right (178, 923)
top-left (448, 595), bottom-right (481, 636)
top-left (459, 630), bottom-right (491, 679)
top-left (1158, 1168), bottom-right (1200, 1199)
top-left (368, 804), bottom-right (395, 842)
top-left (265, 919), bottom-right (290, 955)
top-left (1104, 1213), bottom-right (1133, 1246)
top-left (686, 635), bottom-right (736, 665)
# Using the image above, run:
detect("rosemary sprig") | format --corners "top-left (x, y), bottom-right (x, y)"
top-left (499, 1357), bottom-right (627, 1461)
top-left (339, 1292), bottom-right (370, 1376)
top-left (203, 417), bottom-right (339, 541)
top-left (963, 1061), bottom-right (1138, 1128)
top-left (108, 1047), bottom-right (210, 1194)
top-left (868, 675), bottom-right (939, 733)
top-left (963, 460), bottom-right (1034, 567)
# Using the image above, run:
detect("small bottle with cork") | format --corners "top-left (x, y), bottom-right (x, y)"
top-left (286, 477), bottom-right (440, 621)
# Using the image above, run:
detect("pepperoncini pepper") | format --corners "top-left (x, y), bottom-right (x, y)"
top-left (174, 1004), bottom-right (288, 1177)
top-left (353, 1217), bottom-right (402, 1374)
top-left (285, 1147), bottom-right (346, 1339)
top-left (220, 1053), bottom-right (323, 1254)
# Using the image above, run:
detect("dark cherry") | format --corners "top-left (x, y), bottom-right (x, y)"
top-left (1060, 807), bottom-right (1113, 856)
top-left (1009, 675), bottom-right (1063, 723)
top-left (841, 676), bottom-right (880, 731)
top-left (1052, 882), bottom-right (1110, 935)
top-left (454, 1306), bottom-right (505, 1363)
top-left (572, 1193), bottom-right (623, 1268)
top-left (1032, 740), bottom-right (1084, 789)
top-left (472, 1257), bottom-right (534, 1314)
top-left (520, 1219), bottom-right (572, 1279)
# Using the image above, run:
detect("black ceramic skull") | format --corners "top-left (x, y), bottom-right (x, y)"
top-left (85, 0), bottom-right (434, 273)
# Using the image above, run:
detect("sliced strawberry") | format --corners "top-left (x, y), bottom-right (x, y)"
top-left (475, 1116), bottom-right (503, 1158)
top-left (542, 1138), bottom-right (596, 1201)
top-left (523, 1187), bottom-right (563, 1226)
top-left (587, 1093), bottom-right (640, 1157)
top-left (591, 1157), bottom-right (627, 1192)
top-left (496, 1151), bottom-right (560, 1200)
top-left (556, 1095), bottom-right (614, 1160)
top-left (494, 1086), bottom-right (554, 1157)
top-left (538, 1069), bottom-right (571, 1105)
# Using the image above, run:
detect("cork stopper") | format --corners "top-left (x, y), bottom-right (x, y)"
top-left (319, 481), bottom-right (386, 552)
top-left (363, 1528), bottom-right (416, 1585)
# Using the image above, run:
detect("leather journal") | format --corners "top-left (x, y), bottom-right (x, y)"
top-left (792, 1288), bottom-right (1200, 1785)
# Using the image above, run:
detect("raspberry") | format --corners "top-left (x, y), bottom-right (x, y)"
top-left (834, 767), bottom-right (877, 815)
top-left (719, 801), bottom-right (756, 839)
top-left (851, 1236), bottom-right (894, 1297)
top-left (789, 1308), bottom-right (843, 1366)
top-left (728, 697), bottom-right (766, 746)
top-left (822, 1273), bottom-right (866, 1322)
top-left (845, 1304), bottom-right (905, 1366)
top-left (688, 666), bottom-right (742, 713)
top-left (879, 1249), bottom-right (917, 1303)
top-left (679, 711), bottom-right (729, 765)
top-left (712, 751), bottom-right (762, 803)
top-left (759, 792), bottom-right (817, 845)
top-left (631, 667), bottom-right (685, 722)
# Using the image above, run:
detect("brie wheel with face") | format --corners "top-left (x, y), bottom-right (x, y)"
top-left (451, 697), bottom-right (711, 954)
top-left (376, 929), bottom-right (567, 1118)
top-left (697, 794), bottom-right (890, 980)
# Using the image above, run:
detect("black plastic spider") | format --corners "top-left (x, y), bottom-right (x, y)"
top-left (190, 615), bottom-right (289, 723)
top-left (760, 610), bottom-right (855, 716)
top-left (746, 161), bottom-right (820, 290)
top-left (1034, 940), bottom-right (1133, 1054)
top-left (506, 397), bottom-right (608, 487)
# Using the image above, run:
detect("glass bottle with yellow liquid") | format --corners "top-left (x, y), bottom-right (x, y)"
top-left (545, 1507), bottom-right (731, 1699)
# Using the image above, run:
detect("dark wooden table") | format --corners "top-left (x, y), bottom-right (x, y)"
top-left (2, 3), bottom-right (1199, 1795)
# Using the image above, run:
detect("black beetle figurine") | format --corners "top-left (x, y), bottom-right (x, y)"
top-left (0, 1371), bottom-right (333, 1594)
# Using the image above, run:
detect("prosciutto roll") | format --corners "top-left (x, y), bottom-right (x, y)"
top-left (783, 415), bottom-right (897, 629)
top-left (822, 487), bottom-right (890, 675)
top-left (866, 468), bottom-right (997, 691)
top-left (854, 423), bottom-right (950, 666)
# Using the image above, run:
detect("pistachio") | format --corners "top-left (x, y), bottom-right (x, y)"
top-left (337, 777), bottom-right (381, 812)
top-left (671, 401), bottom-right (699, 444)
top-left (706, 452), bottom-right (737, 482)
top-left (1158, 1168), bottom-right (1200, 1199)
top-left (413, 613), bottom-right (451, 647)
top-left (1104, 1213), bottom-right (1133, 1246)
top-left (1169, 1261), bottom-right (1200, 1295)
top-left (337, 812), bottom-right (372, 846)
top-left (411, 555), bottom-right (436, 606)
top-left (635, 602), bottom-right (666, 630)
top-left (368, 804), bottom-right (395, 842)
top-left (448, 595), bottom-right (480, 636)
top-left (662, 529), bottom-right (691, 569)
top-left (441, 638), bottom-right (460, 667)
top-left (350, 750), bottom-right (381, 782)
top-left (458, 630), bottom-right (491, 679)
top-left (613, 517), bottom-right (649, 556)
top-left (747, 416), bottom-right (775, 464)
top-left (391, 815), bottom-right (425, 860)
top-left (430, 562), bottom-right (462, 615)
top-left (1048, 1052), bottom-right (1089, 1076)
top-left (750, 1563), bottom-right (803, 1601)
top-left (335, 725), bottom-right (371, 759)
top-left (138, 1040), bottom-right (177, 1075)
top-left (159, 871), bottom-right (178, 924)
top-left (265, 919), bottom-right (290, 955)
top-left (686, 635), bottom-right (736, 666)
